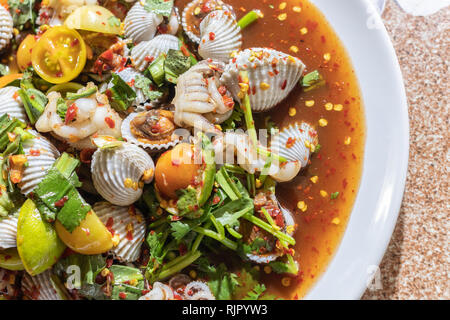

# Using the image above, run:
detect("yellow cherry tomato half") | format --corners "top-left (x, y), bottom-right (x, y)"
top-left (17, 34), bottom-right (37, 71)
top-left (155, 143), bottom-right (202, 199)
top-left (55, 210), bottom-right (113, 255)
top-left (31, 26), bottom-right (87, 84)
top-left (64, 5), bottom-right (122, 35)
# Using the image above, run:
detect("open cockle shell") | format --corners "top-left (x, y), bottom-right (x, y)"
top-left (247, 194), bottom-right (296, 264)
top-left (22, 270), bottom-right (68, 300)
top-left (139, 282), bottom-right (174, 300)
top-left (19, 131), bottom-right (60, 196)
top-left (124, 1), bottom-right (163, 43)
top-left (269, 122), bottom-right (318, 182)
top-left (182, 0), bottom-right (235, 44)
top-left (94, 202), bottom-right (146, 262)
top-left (91, 142), bottom-right (155, 206)
top-left (0, 215), bottom-right (18, 249)
top-left (131, 34), bottom-right (180, 72)
top-left (221, 48), bottom-right (306, 112)
top-left (0, 87), bottom-right (27, 123)
top-left (0, 6), bottom-right (13, 52)
top-left (198, 10), bottom-right (242, 62)
top-left (121, 111), bottom-right (182, 151)
top-left (183, 281), bottom-right (216, 300)
top-left (103, 67), bottom-right (148, 107)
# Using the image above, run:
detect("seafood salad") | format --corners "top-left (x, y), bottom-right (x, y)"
top-left (0, 0), bottom-right (365, 300)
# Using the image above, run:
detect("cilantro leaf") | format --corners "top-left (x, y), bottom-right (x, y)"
top-left (54, 253), bottom-right (107, 300)
top-left (193, 256), bottom-right (217, 274)
top-left (207, 264), bottom-right (239, 300)
top-left (54, 254), bottom-right (106, 286)
top-left (8, 0), bottom-right (36, 30)
top-left (243, 283), bottom-right (267, 300)
top-left (146, 229), bottom-right (168, 265)
top-left (330, 191), bottom-right (340, 200)
top-left (250, 238), bottom-right (273, 253)
top-left (170, 221), bottom-right (191, 241)
top-left (143, 0), bottom-right (174, 17)
top-left (213, 197), bottom-right (254, 227)
top-left (222, 107), bottom-right (244, 130)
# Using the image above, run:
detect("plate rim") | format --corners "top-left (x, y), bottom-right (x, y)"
top-left (304, 0), bottom-right (410, 299)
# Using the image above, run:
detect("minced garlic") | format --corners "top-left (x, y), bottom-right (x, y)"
top-left (331, 217), bottom-right (341, 225)
top-left (334, 104), bottom-right (343, 111)
top-left (320, 190), bottom-right (328, 198)
top-left (289, 107), bottom-right (297, 116)
top-left (305, 100), bottom-right (315, 107)
top-left (318, 118), bottom-right (328, 127)
top-left (297, 201), bottom-right (307, 212)
top-left (344, 136), bottom-right (352, 145)
top-left (325, 102), bottom-right (334, 111)
top-left (278, 13), bottom-right (287, 21)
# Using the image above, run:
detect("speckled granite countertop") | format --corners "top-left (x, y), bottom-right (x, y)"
top-left (362, 0), bottom-right (449, 300)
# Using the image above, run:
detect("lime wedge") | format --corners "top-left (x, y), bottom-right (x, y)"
top-left (0, 248), bottom-right (24, 271)
top-left (16, 199), bottom-right (66, 276)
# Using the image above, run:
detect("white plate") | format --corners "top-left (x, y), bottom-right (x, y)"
top-left (305, 0), bottom-right (409, 299)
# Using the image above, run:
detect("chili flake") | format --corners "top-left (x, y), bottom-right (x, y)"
top-left (104, 117), bottom-right (115, 129)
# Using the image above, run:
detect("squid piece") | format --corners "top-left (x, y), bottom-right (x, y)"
top-left (35, 83), bottom-right (122, 149)
top-left (213, 122), bottom-right (318, 182)
top-left (173, 59), bottom-right (234, 134)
